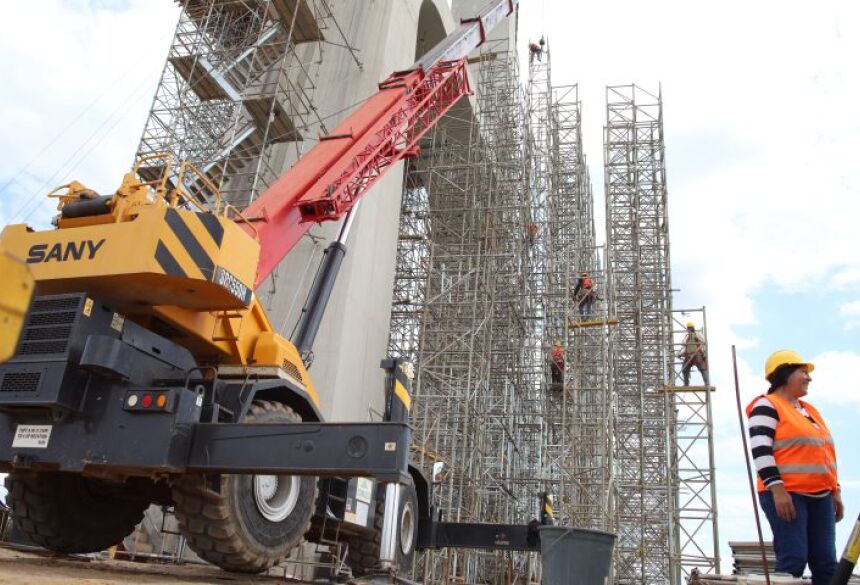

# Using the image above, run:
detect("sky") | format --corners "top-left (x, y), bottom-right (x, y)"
top-left (0, 0), bottom-right (859, 575)
top-left (518, 0), bottom-right (860, 572)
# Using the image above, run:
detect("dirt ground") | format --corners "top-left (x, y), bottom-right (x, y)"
top-left (0, 545), bottom-right (290, 585)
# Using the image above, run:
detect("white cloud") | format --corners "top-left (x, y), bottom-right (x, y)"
top-left (839, 300), bottom-right (860, 316)
top-left (832, 267), bottom-right (860, 289)
top-left (806, 350), bottom-right (860, 414)
top-left (838, 301), bottom-right (860, 330)
top-left (0, 1), bottom-right (179, 227)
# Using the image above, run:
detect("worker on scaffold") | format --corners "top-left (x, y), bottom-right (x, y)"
top-left (528, 40), bottom-right (543, 63)
top-left (549, 341), bottom-right (564, 389)
top-left (573, 271), bottom-right (596, 317)
top-left (526, 222), bottom-right (538, 245)
top-left (678, 321), bottom-right (709, 386)
top-left (540, 492), bottom-right (555, 525)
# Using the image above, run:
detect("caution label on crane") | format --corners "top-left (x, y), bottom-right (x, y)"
top-left (12, 424), bottom-right (52, 449)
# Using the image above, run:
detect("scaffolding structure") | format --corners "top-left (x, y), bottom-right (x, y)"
top-left (523, 46), bottom-right (612, 535)
top-left (389, 39), bottom-right (543, 583)
top-left (549, 85), bottom-right (613, 534)
top-left (604, 84), bottom-right (676, 585)
top-left (668, 308), bottom-right (720, 576)
top-left (387, 39), bottom-right (622, 583)
top-left (135, 0), bottom-right (359, 209)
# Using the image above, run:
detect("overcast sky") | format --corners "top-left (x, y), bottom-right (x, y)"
top-left (1, 0), bottom-right (858, 574)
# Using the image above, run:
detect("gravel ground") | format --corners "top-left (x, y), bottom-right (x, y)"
top-left (0, 545), bottom-right (290, 585)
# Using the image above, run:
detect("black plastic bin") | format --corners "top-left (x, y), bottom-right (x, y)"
top-left (539, 526), bottom-right (616, 584)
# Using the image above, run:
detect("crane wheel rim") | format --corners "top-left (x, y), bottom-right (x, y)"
top-left (253, 474), bottom-right (300, 522)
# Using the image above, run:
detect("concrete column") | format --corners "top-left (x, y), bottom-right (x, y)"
top-left (259, 0), bottom-right (458, 421)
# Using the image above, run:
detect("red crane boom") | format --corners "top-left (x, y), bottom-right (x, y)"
top-left (242, 0), bottom-right (518, 288)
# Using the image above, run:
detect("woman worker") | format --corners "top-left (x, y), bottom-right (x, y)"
top-left (746, 350), bottom-right (844, 585)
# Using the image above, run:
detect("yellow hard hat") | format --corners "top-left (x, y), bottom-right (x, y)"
top-left (554, 340), bottom-right (561, 346)
top-left (764, 349), bottom-right (815, 380)
top-left (686, 321), bottom-right (695, 329)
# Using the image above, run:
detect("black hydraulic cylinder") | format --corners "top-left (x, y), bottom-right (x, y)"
top-left (831, 512), bottom-right (860, 585)
top-left (292, 241), bottom-right (346, 358)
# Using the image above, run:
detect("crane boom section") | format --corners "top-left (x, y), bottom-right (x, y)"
top-left (243, 0), bottom-right (518, 288)
top-left (244, 62), bottom-right (469, 287)
top-left (412, 0), bottom-right (517, 73)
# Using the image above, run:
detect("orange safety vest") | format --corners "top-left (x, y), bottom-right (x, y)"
top-left (745, 394), bottom-right (838, 493)
top-left (550, 346), bottom-right (564, 364)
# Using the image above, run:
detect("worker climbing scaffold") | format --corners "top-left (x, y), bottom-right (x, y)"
top-left (566, 270), bottom-right (619, 330)
top-left (678, 321), bottom-right (710, 386)
top-left (549, 341), bottom-right (565, 392)
top-left (573, 271), bottom-right (597, 317)
top-left (528, 36), bottom-right (545, 63)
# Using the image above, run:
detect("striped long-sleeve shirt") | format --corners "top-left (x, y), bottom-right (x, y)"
top-left (748, 396), bottom-right (830, 495)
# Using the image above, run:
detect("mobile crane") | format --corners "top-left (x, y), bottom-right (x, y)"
top-left (0, 0), bottom-right (529, 577)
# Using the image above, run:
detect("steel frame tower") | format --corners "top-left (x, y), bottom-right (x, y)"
top-left (604, 84), bottom-right (675, 585)
top-left (388, 38), bottom-right (622, 583)
top-left (668, 307), bottom-right (720, 577)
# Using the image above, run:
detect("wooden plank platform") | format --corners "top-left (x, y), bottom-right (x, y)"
top-left (169, 55), bottom-right (234, 101)
top-left (136, 163), bottom-right (167, 184)
top-left (568, 317), bottom-right (619, 329)
top-left (269, 0), bottom-right (324, 43)
top-left (243, 96), bottom-right (303, 142)
top-left (658, 384), bottom-right (715, 393)
top-left (177, 0), bottom-right (323, 44)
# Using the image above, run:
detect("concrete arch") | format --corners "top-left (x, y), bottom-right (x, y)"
top-left (416, 0), bottom-right (454, 61)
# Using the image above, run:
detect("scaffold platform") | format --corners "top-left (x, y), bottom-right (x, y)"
top-left (658, 384), bottom-right (715, 393)
top-left (567, 317), bottom-right (619, 329)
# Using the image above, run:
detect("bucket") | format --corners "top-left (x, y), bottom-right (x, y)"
top-left (539, 526), bottom-right (616, 585)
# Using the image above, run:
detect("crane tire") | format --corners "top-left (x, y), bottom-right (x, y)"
top-left (5, 471), bottom-right (148, 553)
top-left (173, 400), bottom-right (318, 573)
top-left (346, 477), bottom-right (418, 576)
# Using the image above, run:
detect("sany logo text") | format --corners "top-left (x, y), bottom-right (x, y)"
top-left (26, 239), bottom-right (106, 263)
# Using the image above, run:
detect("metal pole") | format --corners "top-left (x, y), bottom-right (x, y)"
top-left (703, 308), bottom-right (721, 572)
top-left (732, 345), bottom-right (771, 585)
